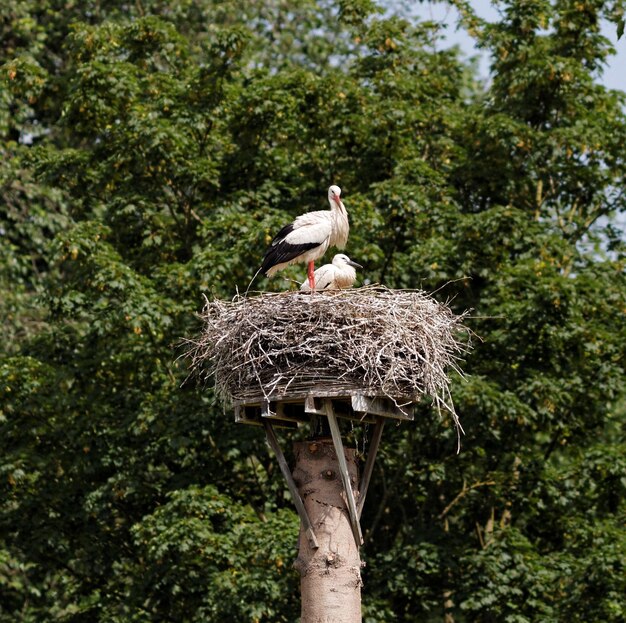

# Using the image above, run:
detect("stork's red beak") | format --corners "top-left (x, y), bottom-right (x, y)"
top-left (333, 194), bottom-right (342, 205)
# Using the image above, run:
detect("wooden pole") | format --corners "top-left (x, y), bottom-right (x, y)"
top-left (293, 439), bottom-right (362, 623)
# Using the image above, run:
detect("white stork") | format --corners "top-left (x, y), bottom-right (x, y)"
top-left (300, 254), bottom-right (362, 292)
top-left (260, 185), bottom-right (349, 290)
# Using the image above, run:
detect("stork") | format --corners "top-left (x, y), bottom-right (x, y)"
top-left (300, 254), bottom-right (362, 292)
top-left (260, 185), bottom-right (349, 290)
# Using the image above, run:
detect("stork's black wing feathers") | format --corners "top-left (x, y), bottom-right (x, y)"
top-left (261, 238), bottom-right (321, 275)
top-left (269, 223), bottom-right (295, 246)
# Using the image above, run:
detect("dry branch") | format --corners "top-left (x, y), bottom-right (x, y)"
top-left (183, 285), bottom-right (471, 432)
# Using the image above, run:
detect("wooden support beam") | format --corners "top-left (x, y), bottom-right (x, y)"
top-left (303, 393), bottom-right (328, 417)
top-left (262, 421), bottom-right (319, 550)
top-left (261, 400), bottom-right (278, 419)
top-left (326, 401), bottom-right (364, 548)
top-left (234, 404), bottom-right (298, 428)
top-left (351, 393), bottom-right (414, 421)
top-left (357, 416), bottom-right (385, 519)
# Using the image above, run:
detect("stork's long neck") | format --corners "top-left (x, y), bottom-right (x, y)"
top-left (329, 199), bottom-right (349, 249)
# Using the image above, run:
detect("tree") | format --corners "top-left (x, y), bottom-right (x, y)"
top-left (1, 0), bottom-right (625, 621)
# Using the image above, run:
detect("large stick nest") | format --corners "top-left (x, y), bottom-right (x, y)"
top-left (185, 286), bottom-right (471, 428)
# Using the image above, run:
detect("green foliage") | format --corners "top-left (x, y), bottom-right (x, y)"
top-left (127, 486), bottom-right (298, 621)
top-left (1, 0), bottom-right (625, 621)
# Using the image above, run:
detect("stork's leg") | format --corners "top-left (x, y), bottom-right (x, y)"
top-left (307, 261), bottom-right (316, 291)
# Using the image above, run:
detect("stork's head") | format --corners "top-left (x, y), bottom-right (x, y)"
top-left (328, 185), bottom-right (342, 207)
top-left (333, 254), bottom-right (362, 269)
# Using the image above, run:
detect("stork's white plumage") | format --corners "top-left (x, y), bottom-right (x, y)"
top-left (261, 185), bottom-right (349, 290)
top-left (300, 254), bottom-right (362, 292)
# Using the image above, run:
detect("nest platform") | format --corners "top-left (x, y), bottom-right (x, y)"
top-left (185, 285), bottom-right (469, 429)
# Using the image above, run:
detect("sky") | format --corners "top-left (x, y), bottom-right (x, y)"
top-left (404, 0), bottom-right (626, 93)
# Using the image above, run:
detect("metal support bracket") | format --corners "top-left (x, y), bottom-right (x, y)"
top-left (325, 400), bottom-right (364, 548)
top-left (262, 420), bottom-right (319, 550)
top-left (357, 416), bottom-right (385, 519)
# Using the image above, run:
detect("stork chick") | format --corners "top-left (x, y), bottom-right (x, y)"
top-left (300, 254), bottom-right (362, 292)
top-left (260, 185), bottom-right (349, 290)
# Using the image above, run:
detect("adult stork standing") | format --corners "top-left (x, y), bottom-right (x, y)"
top-left (300, 254), bottom-right (362, 292)
top-left (260, 185), bottom-right (349, 290)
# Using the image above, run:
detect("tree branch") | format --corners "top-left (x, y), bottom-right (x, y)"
top-left (438, 479), bottom-right (496, 520)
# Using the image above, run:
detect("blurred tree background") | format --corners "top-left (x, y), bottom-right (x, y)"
top-left (1, 0), bottom-right (625, 621)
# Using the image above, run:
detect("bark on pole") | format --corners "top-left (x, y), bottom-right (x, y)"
top-left (293, 439), bottom-right (362, 623)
